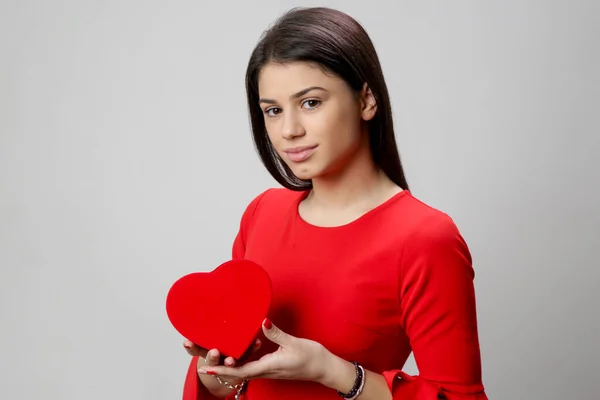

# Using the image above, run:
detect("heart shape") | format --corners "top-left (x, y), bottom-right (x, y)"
top-left (166, 259), bottom-right (272, 360)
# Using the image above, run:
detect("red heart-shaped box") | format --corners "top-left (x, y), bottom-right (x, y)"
top-left (166, 259), bottom-right (272, 360)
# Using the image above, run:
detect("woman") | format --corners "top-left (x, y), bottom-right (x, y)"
top-left (181, 6), bottom-right (488, 400)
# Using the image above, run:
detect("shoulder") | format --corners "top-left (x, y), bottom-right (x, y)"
top-left (409, 197), bottom-right (462, 243)
top-left (235, 187), bottom-right (303, 246)
top-left (384, 191), bottom-right (463, 241)
top-left (239, 187), bottom-right (304, 225)
top-left (396, 194), bottom-right (470, 259)
top-left (394, 192), bottom-right (472, 270)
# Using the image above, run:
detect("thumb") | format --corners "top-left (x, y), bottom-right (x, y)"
top-left (262, 318), bottom-right (291, 345)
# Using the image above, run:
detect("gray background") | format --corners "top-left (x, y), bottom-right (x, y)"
top-left (1, 0), bottom-right (598, 399)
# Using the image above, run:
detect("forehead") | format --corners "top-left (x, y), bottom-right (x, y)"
top-left (257, 61), bottom-right (345, 97)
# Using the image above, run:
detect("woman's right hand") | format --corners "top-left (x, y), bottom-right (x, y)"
top-left (183, 339), bottom-right (262, 398)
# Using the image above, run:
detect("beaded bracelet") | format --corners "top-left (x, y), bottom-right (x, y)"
top-left (337, 361), bottom-right (366, 400)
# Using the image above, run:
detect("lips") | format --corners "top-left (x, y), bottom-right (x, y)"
top-left (284, 145), bottom-right (318, 162)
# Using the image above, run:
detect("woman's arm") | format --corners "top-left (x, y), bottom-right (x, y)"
top-left (198, 320), bottom-right (392, 400)
top-left (320, 213), bottom-right (488, 400)
top-left (320, 354), bottom-right (393, 400)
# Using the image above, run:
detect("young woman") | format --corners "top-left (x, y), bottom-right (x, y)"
top-left (181, 7), bottom-right (488, 400)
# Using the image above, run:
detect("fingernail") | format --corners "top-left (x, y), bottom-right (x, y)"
top-left (263, 318), bottom-right (272, 330)
top-left (197, 369), bottom-right (216, 376)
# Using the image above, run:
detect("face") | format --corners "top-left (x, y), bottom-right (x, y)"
top-left (257, 62), bottom-right (377, 181)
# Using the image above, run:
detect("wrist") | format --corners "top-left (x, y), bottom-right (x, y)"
top-left (318, 353), bottom-right (357, 393)
top-left (196, 357), bottom-right (239, 397)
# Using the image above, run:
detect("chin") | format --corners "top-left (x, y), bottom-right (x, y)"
top-left (289, 164), bottom-right (322, 181)
top-left (290, 170), bottom-right (314, 181)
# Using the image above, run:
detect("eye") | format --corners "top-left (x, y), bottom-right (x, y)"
top-left (301, 99), bottom-right (321, 109)
top-left (264, 107), bottom-right (281, 117)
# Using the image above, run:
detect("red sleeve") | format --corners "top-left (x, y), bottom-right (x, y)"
top-left (181, 190), bottom-right (271, 400)
top-left (384, 214), bottom-right (488, 399)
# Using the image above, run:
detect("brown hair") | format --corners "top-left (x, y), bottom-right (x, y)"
top-left (245, 7), bottom-right (409, 191)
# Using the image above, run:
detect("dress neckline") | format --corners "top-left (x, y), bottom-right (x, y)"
top-left (293, 189), bottom-right (411, 230)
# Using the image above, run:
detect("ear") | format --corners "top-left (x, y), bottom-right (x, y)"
top-left (360, 83), bottom-right (377, 121)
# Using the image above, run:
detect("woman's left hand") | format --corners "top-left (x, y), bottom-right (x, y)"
top-left (197, 318), bottom-right (335, 385)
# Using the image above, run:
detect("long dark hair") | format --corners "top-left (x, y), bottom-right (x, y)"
top-left (245, 7), bottom-right (409, 191)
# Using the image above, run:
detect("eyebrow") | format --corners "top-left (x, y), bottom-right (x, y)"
top-left (259, 86), bottom-right (328, 105)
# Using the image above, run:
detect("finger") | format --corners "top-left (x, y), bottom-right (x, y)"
top-left (224, 357), bottom-right (236, 367)
top-left (262, 318), bottom-right (292, 346)
top-left (252, 338), bottom-right (262, 353)
top-left (200, 358), bottom-right (269, 380)
top-left (204, 349), bottom-right (221, 366)
top-left (183, 340), bottom-right (205, 357)
top-left (225, 338), bottom-right (261, 367)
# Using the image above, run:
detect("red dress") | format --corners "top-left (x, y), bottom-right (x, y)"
top-left (182, 188), bottom-right (488, 399)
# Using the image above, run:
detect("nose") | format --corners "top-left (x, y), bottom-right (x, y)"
top-left (281, 110), bottom-right (305, 140)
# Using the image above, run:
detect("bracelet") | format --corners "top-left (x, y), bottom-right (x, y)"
top-left (337, 361), bottom-right (366, 399)
top-left (214, 375), bottom-right (246, 391)
top-left (207, 373), bottom-right (248, 400)
top-left (199, 357), bottom-right (247, 398)
top-left (214, 377), bottom-right (247, 400)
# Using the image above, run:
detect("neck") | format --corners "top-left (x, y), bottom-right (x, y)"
top-left (307, 137), bottom-right (397, 209)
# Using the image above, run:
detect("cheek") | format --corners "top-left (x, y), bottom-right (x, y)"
top-left (316, 116), bottom-right (362, 156)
